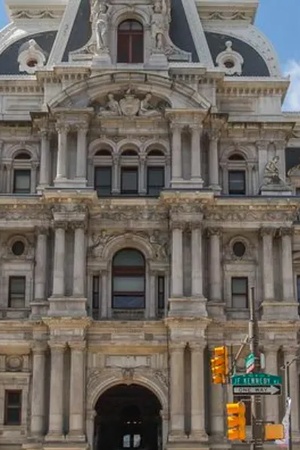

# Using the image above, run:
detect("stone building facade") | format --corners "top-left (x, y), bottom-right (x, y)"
top-left (0, 0), bottom-right (299, 449)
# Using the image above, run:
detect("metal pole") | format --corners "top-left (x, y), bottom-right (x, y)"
top-left (286, 363), bottom-right (292, 450)
top-left (249, 287), bottom-right (263, 450)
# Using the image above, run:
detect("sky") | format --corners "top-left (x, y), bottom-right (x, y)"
top-left (0, 0), bottom-right (298, 111)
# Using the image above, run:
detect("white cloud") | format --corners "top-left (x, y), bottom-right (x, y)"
top-left (283, 60), bottom-right (300, 111)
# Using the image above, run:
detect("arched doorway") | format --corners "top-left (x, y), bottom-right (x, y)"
top-left (94, 384), bottom-right (162, 450)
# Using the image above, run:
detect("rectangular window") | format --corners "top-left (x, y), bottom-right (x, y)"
top-left (13, 170), bottom-right (31, 194)
top-left (8, 276), bottom-right (26, 308)
top-left (121, 167), bottom-right (138, 194)
top-left (157, 276), bottom-right (165, 310)
top-left (92, 276), bottom-right (100, 310)
top-left (147, 167), bottom-right (165, 196)
top-left (228, 170), bottom-right (246, 195)
top-left (5, 390), bottom-right (22, 425)
top-left (231, 277), bottom-right (248, 308)
top-left (94, 167), bottom-right (112, 196)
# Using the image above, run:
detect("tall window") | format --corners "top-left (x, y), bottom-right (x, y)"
top-left (147, 167), bottom-right (164, 196)
top-left (297, 275), bottom-right (300, 314)
top-left (231, 277), bottom-right (248, 308)
top-left (13, 169), bottom-right (31, 194)
top-left (121, 167), bottom-right (138, 194)
top-left (92, 275), bottom-right (100, 311)
top-left (8, 276), bottom-right (26, 308)
top-left (112, 249), bottom-right (145, 309)
top-left (117, 20), bottom-right (144, 63)
top-left (5, 391), bottom-right (22, 425)
top-left (157, 275), bottom-right (165, 311)
top-left (94, 166), bottom-right (112, 196)
top-left (228, 170), bottom-right (246, 195)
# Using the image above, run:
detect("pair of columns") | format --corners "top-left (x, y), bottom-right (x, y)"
top-left (31, 341), bottom-right (86, 439)
top-left (171, 222), bottom-right (203, 298)
top-left (261, 227), bottom-right (294, 302)
top-left (52, 222), bottom-right (86, 298)
top-left (171, 123), bottom-right (203, 184)
top-left (53, 123), bottom-right (88, 183)
top-left (169, 343), bottom-right (206, 440)
top-left (171, 224), bottom-right (222, 301)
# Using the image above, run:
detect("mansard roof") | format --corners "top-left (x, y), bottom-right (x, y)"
top-left (0, 0), bottom-right (279, 78)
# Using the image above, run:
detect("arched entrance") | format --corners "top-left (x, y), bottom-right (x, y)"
top-left (94, 384), bottom-right (162, 450)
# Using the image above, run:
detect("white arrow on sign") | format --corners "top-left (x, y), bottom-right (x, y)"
top-left (233, 385), bottom-right (281, 395)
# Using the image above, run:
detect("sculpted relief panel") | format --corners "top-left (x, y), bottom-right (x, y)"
top-left (96, 89), bottom-right (170, 118)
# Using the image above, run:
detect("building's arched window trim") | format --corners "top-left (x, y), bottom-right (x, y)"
top-left (117, 20), bottom-right (144, 63)
top-left (12, 152), bottom-right (33, 194)
top-left (112, 248), bottom-right (145, 310)
top-left (146, 149), bottom-right (166, 196)
top-left (93, 147), bottom-right (113, 196)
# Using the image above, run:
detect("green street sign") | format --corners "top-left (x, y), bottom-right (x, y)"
top-left (231, 373), bottom-right (282, 387)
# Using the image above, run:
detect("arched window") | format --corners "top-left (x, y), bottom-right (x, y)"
top-left (117, 20), bottom-right (144, 63)
top-left (13, 152), bottom-right (32, 194)
top-left (112, 249), bottom-right (145, 309)
top-left (227, 153), bottom-right (246, 195)
top-left (147, 149), bottom-right (165, 196)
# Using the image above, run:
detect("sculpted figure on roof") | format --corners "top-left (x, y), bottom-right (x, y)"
top-left (90, 0), bottom-right (109, 54)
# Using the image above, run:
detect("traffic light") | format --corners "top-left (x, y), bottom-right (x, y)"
top-left (210, 346), bottom-right (228, 384)
top-left (226, 402), bottom-right (246, 441)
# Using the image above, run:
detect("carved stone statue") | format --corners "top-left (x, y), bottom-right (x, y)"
top-left (98, 91), bottom-right (161, 117)
top-left (90, 0), bottom-right (109, 53)
top-left (98, 93), bottom-right (121, 116)
top-left (151, 0), bottom-right (170, 51)
top-left (263, 156), bottom-right (283, 185)
top-left (139, 93), bottom-right (160, 116)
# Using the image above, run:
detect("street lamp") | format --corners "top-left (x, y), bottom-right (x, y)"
top-left (280, 358), bottom-right (300, 450)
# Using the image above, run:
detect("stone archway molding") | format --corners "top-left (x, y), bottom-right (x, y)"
top-left (87, 369), bottom-right (168, 412)
top-left (49, 71), bottom-right (211, 110)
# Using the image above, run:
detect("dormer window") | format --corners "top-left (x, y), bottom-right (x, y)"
top-left (117, 20), bottom-right (143, 63)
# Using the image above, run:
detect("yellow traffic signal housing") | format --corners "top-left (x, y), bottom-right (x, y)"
top-left (226, 402), bottom-right (246, 441)
top-left (210, 346), bottom-right (228, 384)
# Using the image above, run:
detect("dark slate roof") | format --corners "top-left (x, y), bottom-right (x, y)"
top-left (286, 148), bottom-right (300, 174)
top-left (0, 31), bottom-right (57, 75)
top-left (205, 32), bottom-right (270, 77)
top-left (63, 0), bottom-right (92, 61)
top-left (169, 0), bottom-right (199, 62)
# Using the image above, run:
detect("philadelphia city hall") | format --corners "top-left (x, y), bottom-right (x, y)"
top-left (0, 0), bottom-right (299, 449)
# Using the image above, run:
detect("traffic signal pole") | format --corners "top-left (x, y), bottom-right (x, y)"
top-left (249, 287), bottom-right (263, 450)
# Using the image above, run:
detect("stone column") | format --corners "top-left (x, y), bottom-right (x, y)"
top-left (39, 130), bottom-right (50, 186)
top-left (112, 154), bottom-right (119, 194)
top-left (5, 162), bottom-right (12, 193)
top-left (284, 347), bottom-right (300, 436)
top-left (208, 345), bottom-right (224, 437)
top-left (161, 410), bottom-right (169, 447)
top-left (149, 271), bottom-right (156, 318)
top-left (191, 224), bottom-right (203, 297)
top-left (170, 124), bottom-right (182, 180)
top-left (208, 132), bottom-right (220, 189)
top-left (47, 342), bottom-right (66, 439)
top-left (69, 341), bottom-right (86, 439)
top-left (169, 343), bottom-right (185, 439)
top-left (281, 228), bottom-right (295, 302)
top-left (190, 343), bottom-right (207, 440)
top-left (139, 154), bottom-right (146, 194)
top-left (100, 269), bottom-right (108, 319)
top-left (30, 342), bottom-right (47, 436)
top-left (76, 124), bottom-right (88, 180)
top-left (165, 155), bottom-right (171, 188)
top-left (190, 124), bottom-right (203, 184)
top-left (55, 124), bottom-right (69, 179)
top-left (260, 228), bottom-right (275, 302)
top-left (73, 224), bottom-right (86, 297)
top-left (34, 228), bottom-right (48, 301)
top-left (171, 223), bottom-right (183, 297)
top-left (256, 140), bottom-right (268, 186)
top-left (208, 228), bottom-right (222, 302)
top-left (264, 346), bottom-right (279, 424)
top-left (31, 162), bottom-right (38, 193)
top-left (52, 224), bottom-right (66, 297)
